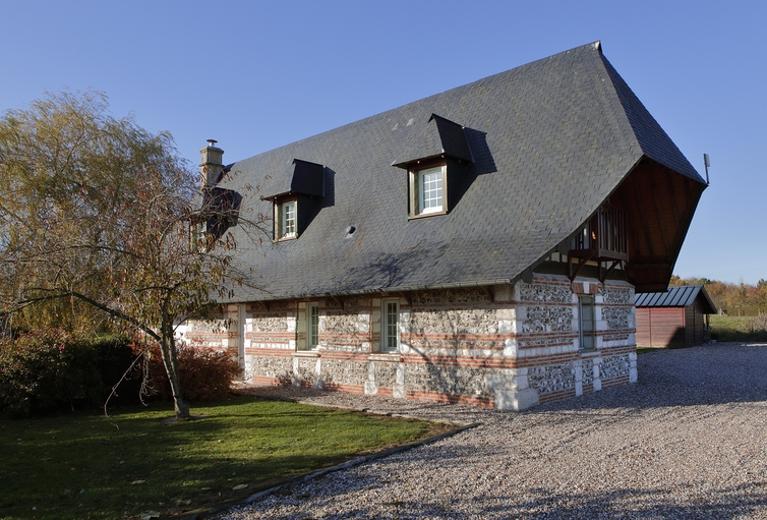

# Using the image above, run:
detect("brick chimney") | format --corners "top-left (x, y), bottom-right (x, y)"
top-left (200, 139), bottom-right (224, 190)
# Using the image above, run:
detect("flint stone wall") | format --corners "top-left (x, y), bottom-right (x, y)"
top-left (528, 363), bottom-right (576, 395)
top-left (600, 353), bottom-right (631, 380)
top-left (185, 274), bottom-right (636, 410)
top-left (581, 358), bottom-right (594, 388)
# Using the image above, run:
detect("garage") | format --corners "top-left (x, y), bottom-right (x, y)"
top-left (634, 285), bottom-right (718, 347)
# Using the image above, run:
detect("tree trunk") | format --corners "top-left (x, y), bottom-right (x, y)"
top-left (159, 320), bottom-right (190, 419)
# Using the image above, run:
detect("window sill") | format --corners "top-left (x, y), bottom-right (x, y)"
top-left (369, 352), bottom-right (403, 362)
top-left (294, 350), bottom-right (320, 357)
top-left (274, 234), bottom-right (298, 242)
top-left (408, 209), bottom-right (448, 220)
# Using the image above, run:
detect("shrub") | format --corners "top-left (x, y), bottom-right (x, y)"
top-left (0, 332), bottom-right (238, 417)
top-left (0, 332), bottom-right (138, 417)
top-left (144, 344), bottom-right (240, 402)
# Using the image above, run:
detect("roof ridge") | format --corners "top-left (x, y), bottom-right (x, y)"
top-left (230, 41), bottom-right (605, 166)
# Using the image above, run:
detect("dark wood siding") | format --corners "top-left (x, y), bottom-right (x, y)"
top-left (636, 307), bottom-right (652, 347)
top-left (636, 300), bottom-right (709, 348)
top-left (685, 300), bottom-right (706, 346)
top-left (651, 307), bottom-right (686, 347)
top-left (636, 307), bottom-right (685, 347)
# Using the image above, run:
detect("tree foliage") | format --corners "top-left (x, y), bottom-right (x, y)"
top-left (670, 275), bottom-right (767, 316)
top-left (0, 92), bottom-right (260, 418)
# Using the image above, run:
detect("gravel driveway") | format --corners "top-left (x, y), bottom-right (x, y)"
top-left (221, 344), bottom-right (767, 519)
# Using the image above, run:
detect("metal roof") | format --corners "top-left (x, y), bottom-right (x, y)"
top-left (634, 285), bottom-right (718, 313)
top-left (214, 41), bottom-right (705, 302)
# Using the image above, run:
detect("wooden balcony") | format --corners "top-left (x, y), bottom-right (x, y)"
top-left (568, 205), bottom-right (628, 280)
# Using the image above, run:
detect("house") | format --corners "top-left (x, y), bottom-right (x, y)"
top-left (635, 285), bottom-right (718, 348)
top-left (183, 41), bottom-right (707, 410)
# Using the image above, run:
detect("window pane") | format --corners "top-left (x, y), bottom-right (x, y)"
top-left (308, 304), bottom-right (319, 348)
top-left (383, 301), bottom-right (399, 352)
top-left (418, 167), bottom-right (443, 214)
top-left (279, 200), bottom-right (297, 237)
top-left (579, 295), bottom-right (595, 350)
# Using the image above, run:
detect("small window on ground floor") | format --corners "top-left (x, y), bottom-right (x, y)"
top-left (307, 303), bottom-right (319, 349)
top-left (579, 294), bottom-right (596, 350)
top-left (381, 300), bottom-right (400, 352)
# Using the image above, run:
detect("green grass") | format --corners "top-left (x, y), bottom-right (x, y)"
top-left (710, 315), bottom-right (767, 343)
top-left (0, 396), bottom-right (443, 520)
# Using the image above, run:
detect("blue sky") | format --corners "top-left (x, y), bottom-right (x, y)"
top-left (3, 1), bottom-right (765, 284)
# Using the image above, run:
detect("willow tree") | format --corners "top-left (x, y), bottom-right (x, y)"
top-left (0, 93), bottom-right (259, 419)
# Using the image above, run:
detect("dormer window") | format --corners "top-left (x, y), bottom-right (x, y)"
top-left (410, 164), bottom-right (447, 217)
top-left (392, 114), bottom-right (476, 219)
top-left (275, 199), bottom-right (297, 240)
top-left (262, 159), bottom-right (326, 241)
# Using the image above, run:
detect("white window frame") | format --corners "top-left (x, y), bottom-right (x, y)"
top-left (190, 220), bottom-right (208, 252)
top-left (306, 303), bottom-right (320, 350)
top-left (274, 199), bottom-right (297, 240)
top-left (578, 294), bottom-right (596, 351)
top-left (409, 164), bottom-right (447, 217)
top-left (381, 299), bottom-right (400, 353)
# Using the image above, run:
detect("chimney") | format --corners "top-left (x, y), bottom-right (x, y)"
top-left (200, 139), bottom-right (224, 190)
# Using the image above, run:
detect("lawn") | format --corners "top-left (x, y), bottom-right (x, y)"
top-left (710, 315), bottom-right (767, 343)
top-left (0, 396), bottom-right (443, 520)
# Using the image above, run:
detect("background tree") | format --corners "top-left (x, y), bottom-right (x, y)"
top-left (671, 275), bottom-right (767, 317)
top-left (0, 93), bottom-right (262, 419)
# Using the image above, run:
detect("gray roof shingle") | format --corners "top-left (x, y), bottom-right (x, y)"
top-left (215, 41), bottom-right (704, 302)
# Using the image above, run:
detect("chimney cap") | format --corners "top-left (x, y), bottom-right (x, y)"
top-left (206, 139), bottom-right (218, 147)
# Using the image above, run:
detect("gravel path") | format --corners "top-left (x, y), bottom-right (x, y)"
top-left (221, 343), bottom-right (767, 519)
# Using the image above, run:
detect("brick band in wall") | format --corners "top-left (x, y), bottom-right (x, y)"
top-left (184, 274), bottom-right (637, 410)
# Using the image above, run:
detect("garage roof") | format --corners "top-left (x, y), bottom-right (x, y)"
top-left (634, 285), bottom-right (718, 313)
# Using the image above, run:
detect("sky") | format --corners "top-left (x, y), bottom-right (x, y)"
top-left (2, 1), bottom-right (765, 284)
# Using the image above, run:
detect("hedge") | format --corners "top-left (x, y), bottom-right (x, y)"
top-left (0, 332), bottom-right (136, 417)
top-left (0, 331), bottom-right (240, 417)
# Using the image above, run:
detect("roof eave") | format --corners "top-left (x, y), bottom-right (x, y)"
top-left (219, 277), bottom-right (519, 304)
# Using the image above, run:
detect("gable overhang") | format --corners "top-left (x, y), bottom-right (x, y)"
top-left (614, 156), bottom-right (707, 292)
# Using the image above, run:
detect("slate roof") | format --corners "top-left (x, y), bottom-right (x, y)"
top-left (215, 41), bottom-right (705, 302)
top-left (261, 159), bottom-right (325, 199)
top-left (635, 285), bottom-right (718, 314)
top-left (392, 114), bottom-right (473, 167)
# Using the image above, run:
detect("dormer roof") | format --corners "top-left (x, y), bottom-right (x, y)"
top-left (392, 113), bottom-right (473, 168)
top-left (261, 158), bottom-right (325, 199)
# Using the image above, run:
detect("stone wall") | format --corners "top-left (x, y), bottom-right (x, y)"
top-left (183, 273), bottom-right (636, 410)
top-left (177, 306), bottom-right (237, 353)
top-left (528, 362), bottom-right (576, 395)
top-left (514, 274), bottom-right (637, 400)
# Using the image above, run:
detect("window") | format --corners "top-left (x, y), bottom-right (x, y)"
top-left (274, 199), bottom-right (297, 240)
top-left (307, 303), bottom-right (319, 349)
top-left (381, 300), bottom-right (399, 352)
top-left (578, 294), bottom-right (596, 350)
top-left (410, 165), bottom-right (446, 217)
top-left (190, 220), bottom-right (208, 252)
